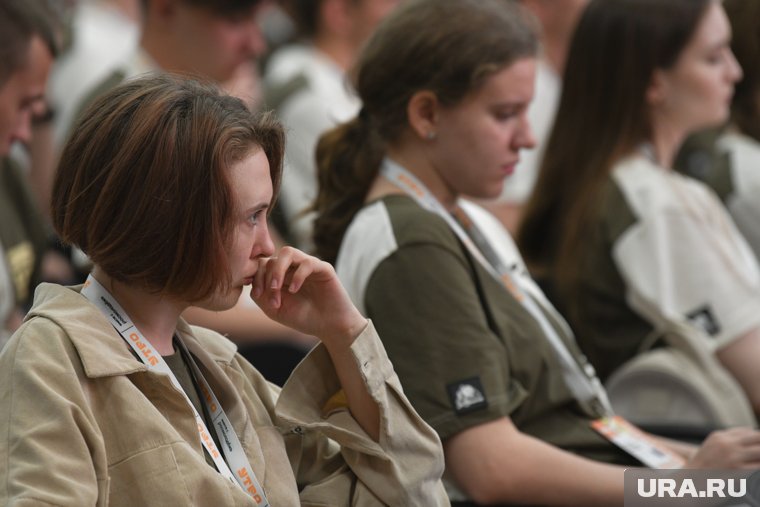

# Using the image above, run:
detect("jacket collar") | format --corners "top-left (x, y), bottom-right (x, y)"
top-left (27, 283), bottom-right (237, 378)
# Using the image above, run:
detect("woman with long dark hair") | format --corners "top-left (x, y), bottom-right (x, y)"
top-left (519, 0), bottom-right (760, 417)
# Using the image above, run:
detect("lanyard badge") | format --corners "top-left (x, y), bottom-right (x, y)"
top-left (592, 416), bottom-right (685, 469)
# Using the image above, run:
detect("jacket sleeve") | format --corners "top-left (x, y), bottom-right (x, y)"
top-left (274, 320), bottom-right (450, 506)
top-left (0, 317), bottom-right (104, 507)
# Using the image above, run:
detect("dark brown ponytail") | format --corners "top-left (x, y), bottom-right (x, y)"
top-left (313, 114), bottom-right (384, 264)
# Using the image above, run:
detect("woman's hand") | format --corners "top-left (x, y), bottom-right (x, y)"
top-left (250, 246), bottom-right (367, 348)
top-left (686, 427), bottom-right (760, 469)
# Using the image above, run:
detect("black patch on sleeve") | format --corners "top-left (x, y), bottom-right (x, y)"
top-left (446, 377), bottom-right (488, 415)
top-left (686, 305), bottom-right (721, 336)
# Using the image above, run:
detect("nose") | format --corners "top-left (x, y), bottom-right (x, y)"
top-left (252, 219), bottom-right (276, 259)
top-left (11, 109), bottom-right (33, 147)
top-left (726, 49), bottom-right (743, 84)
top-left (514, 114), bottom-right (536, 150)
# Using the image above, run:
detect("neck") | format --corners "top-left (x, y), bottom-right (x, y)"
top-left (541, 37), bottom-right (565, 76)
top-left (385, 144), bottom-right (458, 211)
top-left (92, 267), bottom-right (186, 355)
top-left (312, 35), bottom-right (355, 72)
top-left (140, 30), bottom-right (182, 75)
top-left (649, 113), bottom-right (687, 168)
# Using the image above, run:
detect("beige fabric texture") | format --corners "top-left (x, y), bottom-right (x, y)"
top-left (0, 283), bottom-right (448, 506)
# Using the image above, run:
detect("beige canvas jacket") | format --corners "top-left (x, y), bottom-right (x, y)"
top-left (0, 283), bottom-right (448, 506)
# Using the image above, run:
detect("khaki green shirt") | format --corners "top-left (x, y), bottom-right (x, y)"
top-left (336, 195), bottom-right (635, 467)
top-left (0, 283), bottom-right (449, 506)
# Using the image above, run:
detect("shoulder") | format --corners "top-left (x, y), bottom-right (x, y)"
top-left (336, 196), bottom-right (465, 313)
top-left (1, 302), bottom-right (85, 381)
top-left (340, 196), bottom-right (462, 262)
top-left (720, 133), bottom-right (760, 192)
top-left (611, 154), bottom-right (717, 218)
top-left (264, 44), bottom-right (316, 83)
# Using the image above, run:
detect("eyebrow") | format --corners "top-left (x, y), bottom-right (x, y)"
top-left (244, 202), bottom-right (270, 215)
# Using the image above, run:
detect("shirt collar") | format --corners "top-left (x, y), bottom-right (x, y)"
top-left (27, 283), bottom-right (237, 378)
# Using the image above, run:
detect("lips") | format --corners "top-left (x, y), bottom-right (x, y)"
top-left (501, 159), bottom-right (519, 175)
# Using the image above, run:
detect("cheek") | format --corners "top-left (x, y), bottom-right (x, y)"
top-left (685, 68), bottom-right (725, 101)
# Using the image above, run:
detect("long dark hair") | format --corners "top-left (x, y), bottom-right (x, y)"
top-left (518, 0), bottom-right (710, 323)
top-left (312, 0), bottom-right (538, 264)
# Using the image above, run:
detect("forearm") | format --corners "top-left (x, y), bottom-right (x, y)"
top-left (446, 418), bottom-right (626, 506)
top-left (716, 326), bottom-right (760, 415)
top-left (649, 434), bottom-right (697, 461)
top-left (321, 319), bottom-right (381, 441)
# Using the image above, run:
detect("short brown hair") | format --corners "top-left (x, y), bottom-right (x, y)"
top-left (52, 73), bottom-right (283, 301)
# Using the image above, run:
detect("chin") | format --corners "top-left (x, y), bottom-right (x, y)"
top-left (482, 183), bottom-right (506, 200)
top-left (198, 286), bottom-right (243, 312)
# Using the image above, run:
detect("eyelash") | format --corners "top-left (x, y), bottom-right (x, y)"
top-left (493, 110), bottom-right (519, 122)
top-left (248, 210), bottom-right (265, 225)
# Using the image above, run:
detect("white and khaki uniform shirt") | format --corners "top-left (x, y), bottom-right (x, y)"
top-left (716, 132), bottom-right (760, 260)
top-left (567, 153), bottom-right (760, 379)
top-left (336, 195), bottom-right (638, 485)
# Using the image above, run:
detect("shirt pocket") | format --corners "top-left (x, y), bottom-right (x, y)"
top-left (107, 444), bottom-right (192, 507)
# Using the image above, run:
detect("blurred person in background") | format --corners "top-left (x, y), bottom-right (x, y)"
top-left (0, 0), bottom-right (61, 348)
top-left (675, 0), bottom-right (760, 261)
top-left (263, 0), bottom-right (401, 250)
top-left (481, 0), bottom-right (588, 235)
top-left (518, 0), bottom-right (760, 419)
top-left (49, 0), bottom-right (141, 157)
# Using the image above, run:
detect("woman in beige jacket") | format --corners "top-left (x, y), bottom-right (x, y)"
top-left (0, 73), bottom-right (448, 506)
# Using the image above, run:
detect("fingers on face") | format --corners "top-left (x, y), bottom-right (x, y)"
top-left (252, 247), bottom-right (323, 301)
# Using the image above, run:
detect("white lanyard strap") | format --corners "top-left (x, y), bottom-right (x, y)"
top-left (381, 158), bottom-right (613, 416)
top-left (81, 276), bottom-right (269, 506)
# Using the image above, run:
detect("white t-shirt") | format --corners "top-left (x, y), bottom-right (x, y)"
top-left (264, 44), bottom-right (361, 250)
top-left (717, 132), bottom-right (760, 261)
top-left (50, 2), bottom-right (139, 148)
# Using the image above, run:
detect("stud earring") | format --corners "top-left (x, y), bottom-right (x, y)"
top-left (426, 131), bottom-right (437, 140)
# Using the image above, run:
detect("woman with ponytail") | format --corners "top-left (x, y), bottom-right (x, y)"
top-left (315, 1), bottom-right (760, 505)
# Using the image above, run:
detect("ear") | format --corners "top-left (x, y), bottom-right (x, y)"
top-left (407, 90), bottom-right (441, 141)
top-left (646, 68), bottom-right (669, 107)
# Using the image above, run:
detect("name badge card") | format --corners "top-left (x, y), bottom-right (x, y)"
top-left (592, 416), bottom-right (686, 469)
